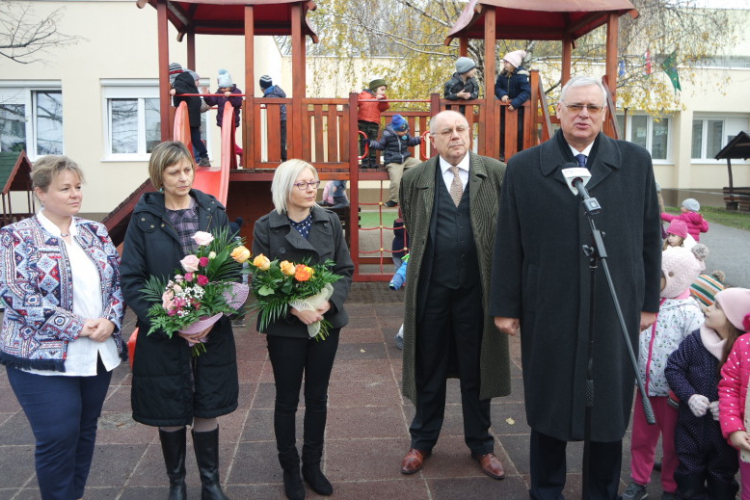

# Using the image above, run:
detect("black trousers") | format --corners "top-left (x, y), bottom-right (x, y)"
top-left (267, 329), bottom-right (340, 466)
top-left (409, 282), bottom-right (493, 456)
top-left (280, 119), bottom-right (288, 162)
top-left (529, 429), bottom-right (622, 500)
top-left (358, 120), bottom-right (380, 163)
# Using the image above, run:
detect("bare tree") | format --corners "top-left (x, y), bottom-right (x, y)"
top-left (0, 1), bottom-right (79, 64)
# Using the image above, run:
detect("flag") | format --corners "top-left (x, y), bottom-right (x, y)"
top-left (662, 50), bottom-right (682, 92)
top-left (644, 49), bottom-right (653, 76)
top-left (618, 59), bottom-right (626, 77)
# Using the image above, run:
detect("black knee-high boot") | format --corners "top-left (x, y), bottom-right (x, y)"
top-left (159, 428), bottom-right (187, 500)
top-left (279, 447), bottom-right (305, 500)
top-left (192, 427), bottom-right (229, 500)
top-left (302, 406), bottom-right (332, 496)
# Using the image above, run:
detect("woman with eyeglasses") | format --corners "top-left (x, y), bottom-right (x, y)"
top-left (252, 160), bottom-right (353, 500)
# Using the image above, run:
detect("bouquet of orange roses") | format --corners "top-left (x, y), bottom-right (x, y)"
top-left (249, 255), bottom-right (342, 341)
top-left (140, 228), bottom-right (251, 355)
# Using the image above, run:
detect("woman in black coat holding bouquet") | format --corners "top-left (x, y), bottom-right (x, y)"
top-left (252, 159), bottom-right (354, 500)
top-left (120, 141), bottom-right (238, 500)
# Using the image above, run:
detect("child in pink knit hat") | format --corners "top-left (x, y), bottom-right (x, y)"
top-left (716, 289), bottom-right (750, 497)
top-left (663, 219), bottom-right (696, 251)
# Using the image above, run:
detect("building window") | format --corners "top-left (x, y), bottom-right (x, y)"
top-left (0, 83), bottom-right (64, 158)
top-left (103, 80), bottom-right (210, 161)
top-left (691, 116), bottom-right (747, 161)
top-left (616, 114), bottom-right (671, 161)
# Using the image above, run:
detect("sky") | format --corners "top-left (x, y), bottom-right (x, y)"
top-left (694, 0), bottom-right (750, 7)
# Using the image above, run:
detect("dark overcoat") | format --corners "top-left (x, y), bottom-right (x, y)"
top-left (399, 152), bottom-right (511, 404)
top-left (120, 189), bottom-right (238, 427)
top-left (251, 206), bottom-right (354, 338)
top-left (490, 130), bottom-right (662, 442)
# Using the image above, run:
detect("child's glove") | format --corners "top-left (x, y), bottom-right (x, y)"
top-left (709, 401), bottom-right (720, 421)
top-left (688, 394), bottom-right (710, 417)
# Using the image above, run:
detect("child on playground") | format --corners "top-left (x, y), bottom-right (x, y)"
top-left (494, 50), bottom-right (531, 156)
top-left (663, 219), bottom-right (697, 251)
top-left (622, 244), bottom-right (708, 500)
top-left (202, 69), bottom-right (243, 159)
top-left (665, 288), bottom-right (747, 500)
top-left (661, 198), bottom-right (709, 242)
top-left (358, 78), bottom-right (389, 169)
top-left (320, 180), bottom-right (349, 209)
top-left (369, 115), bottom-right (422, 207)
top-left (717, 289), bottom-right (750, 499)
top-left (259, 75), bottom-right (288, 162)
top-left (444, 57), bottom-right (479, 115)
top-left (169, 62), bottom-right (210, 166)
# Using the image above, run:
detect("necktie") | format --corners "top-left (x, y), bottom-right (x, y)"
top-left (450, 166), bottom-right (463, 207)
top-left (575, 154), bottom-right (588, 167)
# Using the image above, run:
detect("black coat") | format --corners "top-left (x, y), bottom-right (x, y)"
top-left (369, 124), bottom-right (421, 165)
top-left (494, 67), bottom-right (531, 109)
top-left (251, 206), bottom-right (354, 339)
top-left (490, 130), bottom-right (662, 442)
top-left (121, 189), bottom-right (238, 427)
top-left (172, 71), bottom-right (202, 128)
top-left (443, 72), bottom-right (480, 101)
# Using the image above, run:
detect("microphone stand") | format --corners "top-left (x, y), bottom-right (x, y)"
top-left (571, 180), bottom-right (655, 500)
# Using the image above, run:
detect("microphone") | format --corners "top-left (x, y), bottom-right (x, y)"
top-left (561, 164), bottom-right (602, 215)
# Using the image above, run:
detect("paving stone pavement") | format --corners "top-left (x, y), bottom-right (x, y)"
top-left (0, 283), bottom-right (674, 500)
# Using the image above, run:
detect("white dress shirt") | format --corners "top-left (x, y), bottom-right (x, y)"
top-left (439, 153), bottom-right (470, 193)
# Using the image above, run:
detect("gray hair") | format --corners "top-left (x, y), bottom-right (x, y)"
top-left (31, 155), bottom-right (85, 193)
top-left (560, 76), bottom-right (607, 104)
top-left (271, 159), bottom-right (319, 214)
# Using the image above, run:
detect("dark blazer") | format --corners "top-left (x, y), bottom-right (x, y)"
top-left (251, 206), bottom-right (354, 339)
top-left (490, 130), bottom-right (662, 442)
top-left (399, 152), bottom-right (510, 404)
top-left (120, 189), bottom-right (238, 427)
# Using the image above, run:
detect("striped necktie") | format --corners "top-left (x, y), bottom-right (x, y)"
top-left (449, 166), bottom-right (463, 207)
top-left (575, 154), bottom-right (588, 167)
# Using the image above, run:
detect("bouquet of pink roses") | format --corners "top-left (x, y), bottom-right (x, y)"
top-left (140, 228), bottom-right (251, 355)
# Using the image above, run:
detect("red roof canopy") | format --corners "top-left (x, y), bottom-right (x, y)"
top-left (446, 0), bottom-right (637, 43)
top-left (136, 0), bottom-right (318, 42)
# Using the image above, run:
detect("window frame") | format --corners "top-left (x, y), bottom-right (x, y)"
top-left (615, 113), bottom-right (672, 164)
top-left (690, 115), bottom-right (748, 162)
top-left (0, 81), bottom-right (64, 159)
top-left (101, 79), bottom-right (211, 162)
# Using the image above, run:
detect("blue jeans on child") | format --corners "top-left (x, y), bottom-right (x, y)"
top-left (7, 358), bottom-right (113, 500)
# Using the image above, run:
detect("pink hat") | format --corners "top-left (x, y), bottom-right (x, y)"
top-left (660, 245), bottom-right (708, 299)
top-left (715, 288), bottom-right (750, 332)
top-left (666, 219), bottom-right (688, 239)
top-left (503, 50), bottom-right (527, 69)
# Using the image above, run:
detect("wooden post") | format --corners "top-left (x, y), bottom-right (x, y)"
top-left (605, 13), bottom-right (619, 102)
top-left (291, 4), bottom-right (305, 160)
top-left (157, 0), bottom-right (171, 141)
top-left (186, 30), bottom-right (196, 72)
top-left (562, 35), bottom-right (573, 88)
top-left (483, 7), bottom-right (496, 158)
top-left (348, 92), bottom-right (360, 278)
top-left (459, 38), bottom-right (468, 57)
top-left (244, 6), bottom-right (255, 169)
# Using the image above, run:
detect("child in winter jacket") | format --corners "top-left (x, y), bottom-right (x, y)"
top-left (202, 69), bottom-right (243, 159)
top-left (369, 115), bottom-right (422, 207)
top-left (717, 289), bottom-right (750, 499)
top-left (444, 57), bottom-right (479, 116)
top-left (665, 288), bottom-right (746, 500)
top-left (663, 219), bottom-right (697, 251)
top-left (358, 78), bottom-right (389, 169)
top-left (259, 75), bottom-right (288, 162)
top-left (622, 245), bottom-right (708, 500)
top-left (495, 50), bottom-right (531, 157)
top-left (661, 198), bottom-right (709, 242)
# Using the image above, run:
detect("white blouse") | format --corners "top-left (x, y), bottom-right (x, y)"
top-left (23, 212), bottom-right (121, 377)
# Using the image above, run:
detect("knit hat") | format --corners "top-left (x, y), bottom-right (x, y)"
top-left (169, 62), bottom-right (183, 84)
top-left (715, 288), bottom-right (750, 332)
top-left (391, 114), bottom-right (408, 132)
top-left (682, 198), bottom-right (700, 212)
top-left (259, 75), bottom-right (273, 89)
top-left (455, 57), bottom-right (476, 75)
top-left (660, 244), bottom-right (708, 299)
top-left (369, 78), bottom-right (387, 91)
top-left (690, 271), bottom-right (726, 308)
top-left (186, 69), bottom-right (200, 82)
top-left (503, 50), bottom-right (527, 69)
top-left (217, 69), bottom-right (233, 88)
top-left (666, 219), bottom-right (688, 239)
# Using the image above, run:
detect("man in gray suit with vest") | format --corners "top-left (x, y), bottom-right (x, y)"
top-left (398, 110), bottom-right (511, 479)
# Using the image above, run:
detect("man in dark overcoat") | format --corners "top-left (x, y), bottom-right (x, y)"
top-left (399, 110), bottom-right (511, 479)
top-left (490, 76), bottom-right (662, 499)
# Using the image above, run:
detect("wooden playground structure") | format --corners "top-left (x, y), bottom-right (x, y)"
top-left (103, 0), bottom-right (637, 281)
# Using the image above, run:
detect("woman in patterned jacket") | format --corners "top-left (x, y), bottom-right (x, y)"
top-left (0, 155), bottom-right (126, 500)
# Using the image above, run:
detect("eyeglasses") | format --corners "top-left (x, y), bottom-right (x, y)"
top-left (294, 180), bottom-right (321, 190)
top-left (433, 126), bottom-right (469, 137)
top-left (561, 102), bottom-right (605, 115)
